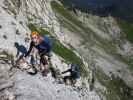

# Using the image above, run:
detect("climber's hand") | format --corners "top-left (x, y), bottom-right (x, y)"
top-left (22, 56), bottom-right (26, 60)
top-left (22, 56), bottom-right (27, 61)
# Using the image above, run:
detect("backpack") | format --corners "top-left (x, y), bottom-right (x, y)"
top-left (71, 64), bottom-right (80, 79)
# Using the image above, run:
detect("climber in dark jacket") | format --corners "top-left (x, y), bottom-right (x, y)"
top-left (62, 64), bottom-right (80, 85)
top-left (25, 31), bottom-right (52, 76)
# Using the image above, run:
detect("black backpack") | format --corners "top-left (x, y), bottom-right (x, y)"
top-left (71, 64), bottom-right (80, 79)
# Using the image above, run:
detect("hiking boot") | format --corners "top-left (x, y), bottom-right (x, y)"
top-left (42, 69), bottom-right (49, 77)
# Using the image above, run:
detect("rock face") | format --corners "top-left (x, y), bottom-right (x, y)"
top-left (0, 0), bottom-right (133, 100)
top-left (12, 69), bottom-right (100, 100)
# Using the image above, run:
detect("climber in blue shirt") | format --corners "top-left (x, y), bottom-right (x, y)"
top-left (25, 31), bottom-right (52, 76)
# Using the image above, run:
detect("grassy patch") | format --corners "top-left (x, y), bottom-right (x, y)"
top-left (28, 23), bottom-right (88, 77)
top-left (117, 19), bottom-right (133, 43)
top-left (95, 68), bottom-right (133, 100)
top-left (52, 39), bottom-right (81, 64)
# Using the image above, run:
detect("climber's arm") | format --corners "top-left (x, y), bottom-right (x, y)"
top-left (62, 69), bottom-right (71, 74)
top-left (24, 41), bottom-right (34, 57)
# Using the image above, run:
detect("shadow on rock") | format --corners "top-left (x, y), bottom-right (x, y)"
top-left (14, 42), bottom-right (27, 57)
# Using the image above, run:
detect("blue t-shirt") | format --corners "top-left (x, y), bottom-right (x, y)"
top-left (35, 36), bottom-right (52, 53)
